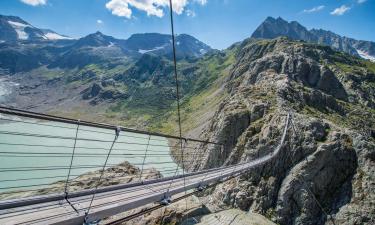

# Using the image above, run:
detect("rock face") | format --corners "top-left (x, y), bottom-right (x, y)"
top-left (189, 37), bottom-right (375, 224)
top-left (81, 82), bottom-right (128, 105)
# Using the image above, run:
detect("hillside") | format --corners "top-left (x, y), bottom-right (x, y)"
top-left (179, 37), bottom-right (375, 225)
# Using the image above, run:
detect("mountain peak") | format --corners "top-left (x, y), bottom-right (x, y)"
top-left (93, 31), bottom-right (104, 36)
top-left (74, 32), bottom-right (116, 48)
top-left (251, 16), bottom-right (375, 61)
top-left (0, 14), bottom-right (71, 42)
top-left (252, 16), bottom-right (312, 41)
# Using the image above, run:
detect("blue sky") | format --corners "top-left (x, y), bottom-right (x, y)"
top-left (0, 0), bottom-right (374, 49)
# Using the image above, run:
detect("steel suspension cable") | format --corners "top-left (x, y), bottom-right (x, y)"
top-left (162, 0), bottom-right (188, 216)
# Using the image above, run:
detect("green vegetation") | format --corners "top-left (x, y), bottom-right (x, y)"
top-left (156, 49), bottom-right (236, 134)
top-left (28, 66), bottom-right (66, 79)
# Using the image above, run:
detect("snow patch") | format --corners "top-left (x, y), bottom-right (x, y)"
top-left (199, 48), bottom-right (207, 54)
top-left (356, 49), bottom-right (375, 62)
top-left (44, 32), bottom-right (72, 40)
top-left (8, 21), bottom-right (30, 28)
top-left (8, 20), bottom-right (30, 40)
top-left (138, 46), bottom-right (165, 54)
top-left (0, 40), bottom-right (5, 43)
top-left (177, 41), bottom-right (180, 46)
top-left (107, 42), bottom-right (115, 47)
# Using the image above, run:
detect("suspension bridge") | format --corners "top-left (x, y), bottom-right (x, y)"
top-left (0, 106), bottom-right (291, 224)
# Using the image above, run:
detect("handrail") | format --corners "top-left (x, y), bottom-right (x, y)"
top-left (0, 106), bottom-right (221, 145)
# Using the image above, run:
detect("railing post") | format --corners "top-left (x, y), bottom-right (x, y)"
top-left (84, 126), bottom-right (120, 224)
top-left (139, 135), bottom-right (151, 182)
top-left (219, 144), bottom-right (225, 179)
top-left (64, 119), bottom-right (80, 200)
top-left (162, 138), bottom-right (187, 203)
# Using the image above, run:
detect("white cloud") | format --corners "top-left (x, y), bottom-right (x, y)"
top-left (97, 19), bottom-right (103, 24)
top-left (330, 5), bottom-right (350, 16)
top-left (186, 9), bottom-right (196, 17)
top-left (105, 0), bottom-right (206, 19)
top-left (20, 0), bottom-right (47, 6)
top-left (302, 5), bottom-right (325, 13)
top-left (357, 0), bottom-right (367, 4)
top-left (195, 0), bottom-right (207, 5)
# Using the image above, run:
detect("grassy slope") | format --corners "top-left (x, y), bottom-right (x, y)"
top-left (301, 50), bottom-right (375, 134)
top-left (154, 48), bottom-right (237, 135)
top-left (41, 39), bottom-right (375, 139)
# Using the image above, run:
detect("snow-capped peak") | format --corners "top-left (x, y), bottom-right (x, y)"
top-left (8, 20), bottom-right (30, 40)
top-left (43, 32), bottom-right (72, 40)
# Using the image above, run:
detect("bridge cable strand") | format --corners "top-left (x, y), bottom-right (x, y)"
top-left (64, 119), bottom-right (80, 197)
top-left (287, 113), bottom-right (336, 225)
top-left (169, 0), bottom-right (186, 195)
top-left (139, 135), bottom-right (151, 182)
top-left (159, 0), bottom-right (188, 217)
top-left (84, 126), bottom-right (121, 223)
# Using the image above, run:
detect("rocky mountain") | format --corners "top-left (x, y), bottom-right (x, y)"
top-left (125, 33), bottom-right (211, 58)
top-left (180, 37), bottom-right (375, 225)
top-left (0, 14), bottom-right (213, 72)
top-left (252, 17), bottom-right (375, 61)
top-left (0, 15), bottom-right (72, 42)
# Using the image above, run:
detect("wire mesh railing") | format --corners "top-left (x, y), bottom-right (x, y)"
top-left (0, 106), bottom-right (222, 206)
top-left (0, 106), bottom-right (292, 225)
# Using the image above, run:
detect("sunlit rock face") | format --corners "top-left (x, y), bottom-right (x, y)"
top-left (192, 38), bottom-right (375, 225)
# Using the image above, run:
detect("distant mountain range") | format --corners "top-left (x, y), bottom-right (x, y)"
top-left (0, 15), bottom-right (212, 72)
top-left (251, 17), bottom-right (375, 61)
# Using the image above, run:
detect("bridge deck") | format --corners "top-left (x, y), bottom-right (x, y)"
top-left (0, 164), bottom-right (248, 225)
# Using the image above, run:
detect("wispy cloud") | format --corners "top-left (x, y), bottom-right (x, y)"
top-left (357, 0), bottom-right (367, 4)
top-left (20, 0), bottom-right (46, 6)
top-left (186, 9), bottom-right (196, 17)
top-left (330, 5), bottom-right (351, 16)
top-left (105, 0), bottom-right (207, 19)
top-left (302, 5), bottom-right (325, 13)
top-left (97, 20), bottom-right (103, 24)
top-left (196, 0), bottom-right (207, 5)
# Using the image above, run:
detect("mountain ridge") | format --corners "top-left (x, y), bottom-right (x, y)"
top-left (0, 14), bottom-right (213, 72)
top-left (251, 16), bottom-right (375, 61)
top-left (0, 15), bottom-right (72, 42)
